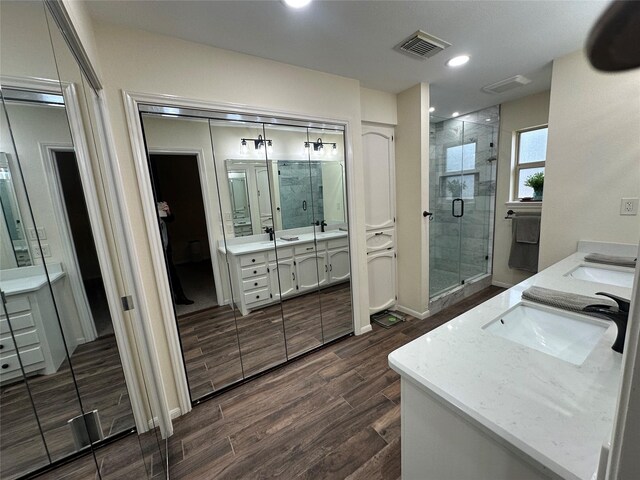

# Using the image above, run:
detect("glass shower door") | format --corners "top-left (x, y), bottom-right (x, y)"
top-left (429, 117), bottom-right (464, 297)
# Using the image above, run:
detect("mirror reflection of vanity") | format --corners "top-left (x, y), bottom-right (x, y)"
top-left (0, 152), bottom-right (32, 268)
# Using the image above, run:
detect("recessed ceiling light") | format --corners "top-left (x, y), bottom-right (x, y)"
top-left (485, 118), bottom-right (491, 121)
top-left (282, 0), bottom-right (312, 8)
top-left (452, 112), bottom-right (459, 117)
top-left (446, 55), bottom-right (470, 67)
top-left (429, 107), bottom-right (435, 113)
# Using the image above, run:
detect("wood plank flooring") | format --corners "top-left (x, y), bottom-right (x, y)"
top-left (180, 283), bottom-right (353, 400)
top-left (0, 335), bottom-right (134, 480)
top-left (167, 286), bottom-right (504, 479)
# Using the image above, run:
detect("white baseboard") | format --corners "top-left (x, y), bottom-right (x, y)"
top-left (148, 408), bottom-right (183, 429)
top-left (395, 304), bottom-right (430, 320)
top-left (358, 324), bottom-right (372, 335)
top-left (491, 280), bottom-right (514, 289)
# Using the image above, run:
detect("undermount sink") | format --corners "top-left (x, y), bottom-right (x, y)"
top-left (565, 264), bottom-right (635, 288)
top-left (483, 303), bottom-right (609, 365)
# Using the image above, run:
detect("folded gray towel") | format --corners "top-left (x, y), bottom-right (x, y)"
top-left (280, 235), bottom-right (299, 241)
top-left (522, 286), bottom-right (615, 314)
top-left (584, 253), bottom-right (636, 269)
top-left (515, 215), bottom-right (541, 244)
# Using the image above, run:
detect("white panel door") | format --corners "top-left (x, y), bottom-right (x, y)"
top-left (367, 249), bottom-right (396, 314)
top-left (328, 248), bottom-right (350, 283)
top-left (362, 127), bottom-right (395, 231)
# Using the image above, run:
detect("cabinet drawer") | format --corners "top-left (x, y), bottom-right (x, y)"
top-left (0, 297), bottom-right (30, 317)
top-left (268, 247), bottom-right (293, 261)
top-left (328, 238), bottom-right (348, 250)
top-left (240, 253), bottom-right (266, 267)
top-left (242, 276), bottom-right (268, 291)
top-left (294, 243), bottom-right (317, 256)
top-left (241, 265), bottom-right (267, 279)
top-left (243, 287), bottom-right (270, 306)
top-left (366, 228), bottom-right (395, 252)
top-left (0, 312), bottom-right (35, 335)
top-left (0, 329), bottom-right (40, 354)
top-left (1, 346), bottom-right (45, 374)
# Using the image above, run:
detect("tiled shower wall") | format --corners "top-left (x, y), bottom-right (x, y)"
top-left (429, 106), bottom-right (498, 297)
top-left (278, 161), bottom-right (324, 230)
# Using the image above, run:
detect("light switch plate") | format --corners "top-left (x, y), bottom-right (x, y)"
top-left (36, 227), bottom-right (47, 239)
top-left (620, 198), bottom-right (639, 216)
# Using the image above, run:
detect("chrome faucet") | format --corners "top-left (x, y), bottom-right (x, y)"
top-left (583, 292), bottom-right (630, 354)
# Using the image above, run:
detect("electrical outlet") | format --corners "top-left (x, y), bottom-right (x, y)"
top-left (40, 244), bottom-right (51, 258)
top-left (36, 227), bottom-right (47, 239)
top-left (620, 198), bottom-right (639, 216)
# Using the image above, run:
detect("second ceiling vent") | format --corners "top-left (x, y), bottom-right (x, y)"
top-left (395, 30), bottom-right (451, 60)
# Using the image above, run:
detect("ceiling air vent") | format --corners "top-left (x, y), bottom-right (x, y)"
top-left (395, 30), bottom-right (450, 60)
top-left (482, 75), bottom-right (532, 94)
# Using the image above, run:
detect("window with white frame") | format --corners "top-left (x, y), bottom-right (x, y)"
top-left (514, 126), bottom-right (547, 199)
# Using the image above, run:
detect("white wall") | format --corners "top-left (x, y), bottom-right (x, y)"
top-left (492, 91), bottom-right (550, 287)
top-left (360, 87), bottom-right (398, 125)
top-left (539, 50), bottom-right (640, 269)
top-left (92, 20), bottom-right (371, 414)
top-left (395, 83), bottom-right (430, 316)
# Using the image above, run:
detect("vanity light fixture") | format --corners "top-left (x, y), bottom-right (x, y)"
top-left (446, 55), bottom-right (470, 67)
top-left (241, 135), bottom-right (274, 152)
top-left (304, 137), bottom-right (337, 154)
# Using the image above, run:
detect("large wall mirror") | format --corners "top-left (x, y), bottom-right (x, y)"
top-left (1, 1), bottom-right (165, 478)
top-left (137, 106), bottom-right (354, 403)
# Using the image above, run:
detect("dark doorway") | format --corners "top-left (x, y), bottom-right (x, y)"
top-left (149, 154), bottom-right (217, 317)
top-left (54, 151), bottom-right (111, 337)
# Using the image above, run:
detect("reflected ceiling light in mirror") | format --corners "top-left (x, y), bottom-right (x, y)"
top-left (283, 0), bottom-right (312, 8)
top-left (429, 107), bottom-right (435, 113)
top-left (452, 112), bottom-right (460, 117)
top-left (446, 55), bottom-right (470, 67)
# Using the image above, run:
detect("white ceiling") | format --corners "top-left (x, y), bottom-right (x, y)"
top-left (86, 0), bottom-right (610, 117)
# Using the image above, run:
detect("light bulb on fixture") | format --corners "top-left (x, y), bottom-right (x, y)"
top-left (331, 144), bottom-right (337, 156)
top-left (304, 141), bottom-right (310, 154)
top-left (240, 138), bottom-right (248, 154)
top-left (267, 139), bottom-right (273, 155)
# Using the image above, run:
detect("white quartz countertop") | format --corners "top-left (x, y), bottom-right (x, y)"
top-left (389, 251), bottom-right (636, 480)
top-left (221, 230), bottom-right (348, 256)
top-left (0, 270), bottom-right (65, 296)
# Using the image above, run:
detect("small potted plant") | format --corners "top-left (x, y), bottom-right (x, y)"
top-left (524, 172), bottom-right (544, 201)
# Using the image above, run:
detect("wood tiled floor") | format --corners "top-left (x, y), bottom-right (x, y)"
top-left (167, 286), bottom-right (504, 479)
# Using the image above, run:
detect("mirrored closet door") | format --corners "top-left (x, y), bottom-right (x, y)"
top-left (137, 106), bottom-right (355, 404)
top-left (1, 1), bottom-right (166, 478)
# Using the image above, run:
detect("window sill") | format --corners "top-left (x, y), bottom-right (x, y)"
top-left (505, 201), bottom-right (542, 211)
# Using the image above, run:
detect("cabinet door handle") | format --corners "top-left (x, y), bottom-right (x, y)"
top-left (325, 265), bottom-right (328, 272)
top-left (306, 246), bottom-right (314, 251)
top-left (375, 232), bottom-right (384, 236)
top-left (254, 282), bottom-right (258, 286)
top-left (253, 270), bottom-right (257, 274)
top-left (292, 272), bottom-right (296, 281)
top-left (1, 364), bottom-right (9, 369)
top-left (252, 258), bottom-right (256, 263)
top-left (256, 295), bottom-right (260, 299)
top-left (0, 344), bottom-right (4, 350)
top-left (330, 264), bottom-right (333, 271)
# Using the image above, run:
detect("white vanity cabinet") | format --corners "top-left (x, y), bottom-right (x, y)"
top-left (226, 233), bottom-right (350, 315)
top-left (0, 270), bottom-right (70, 384)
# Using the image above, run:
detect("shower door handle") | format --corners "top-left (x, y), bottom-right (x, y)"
top-left (302, 200), bottom-right (307, 211)
top-left (452, 198), bottom-right (464, 218)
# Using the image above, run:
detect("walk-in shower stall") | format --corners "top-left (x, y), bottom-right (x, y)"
top-left (428, 107), bottom-right (498, 300)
